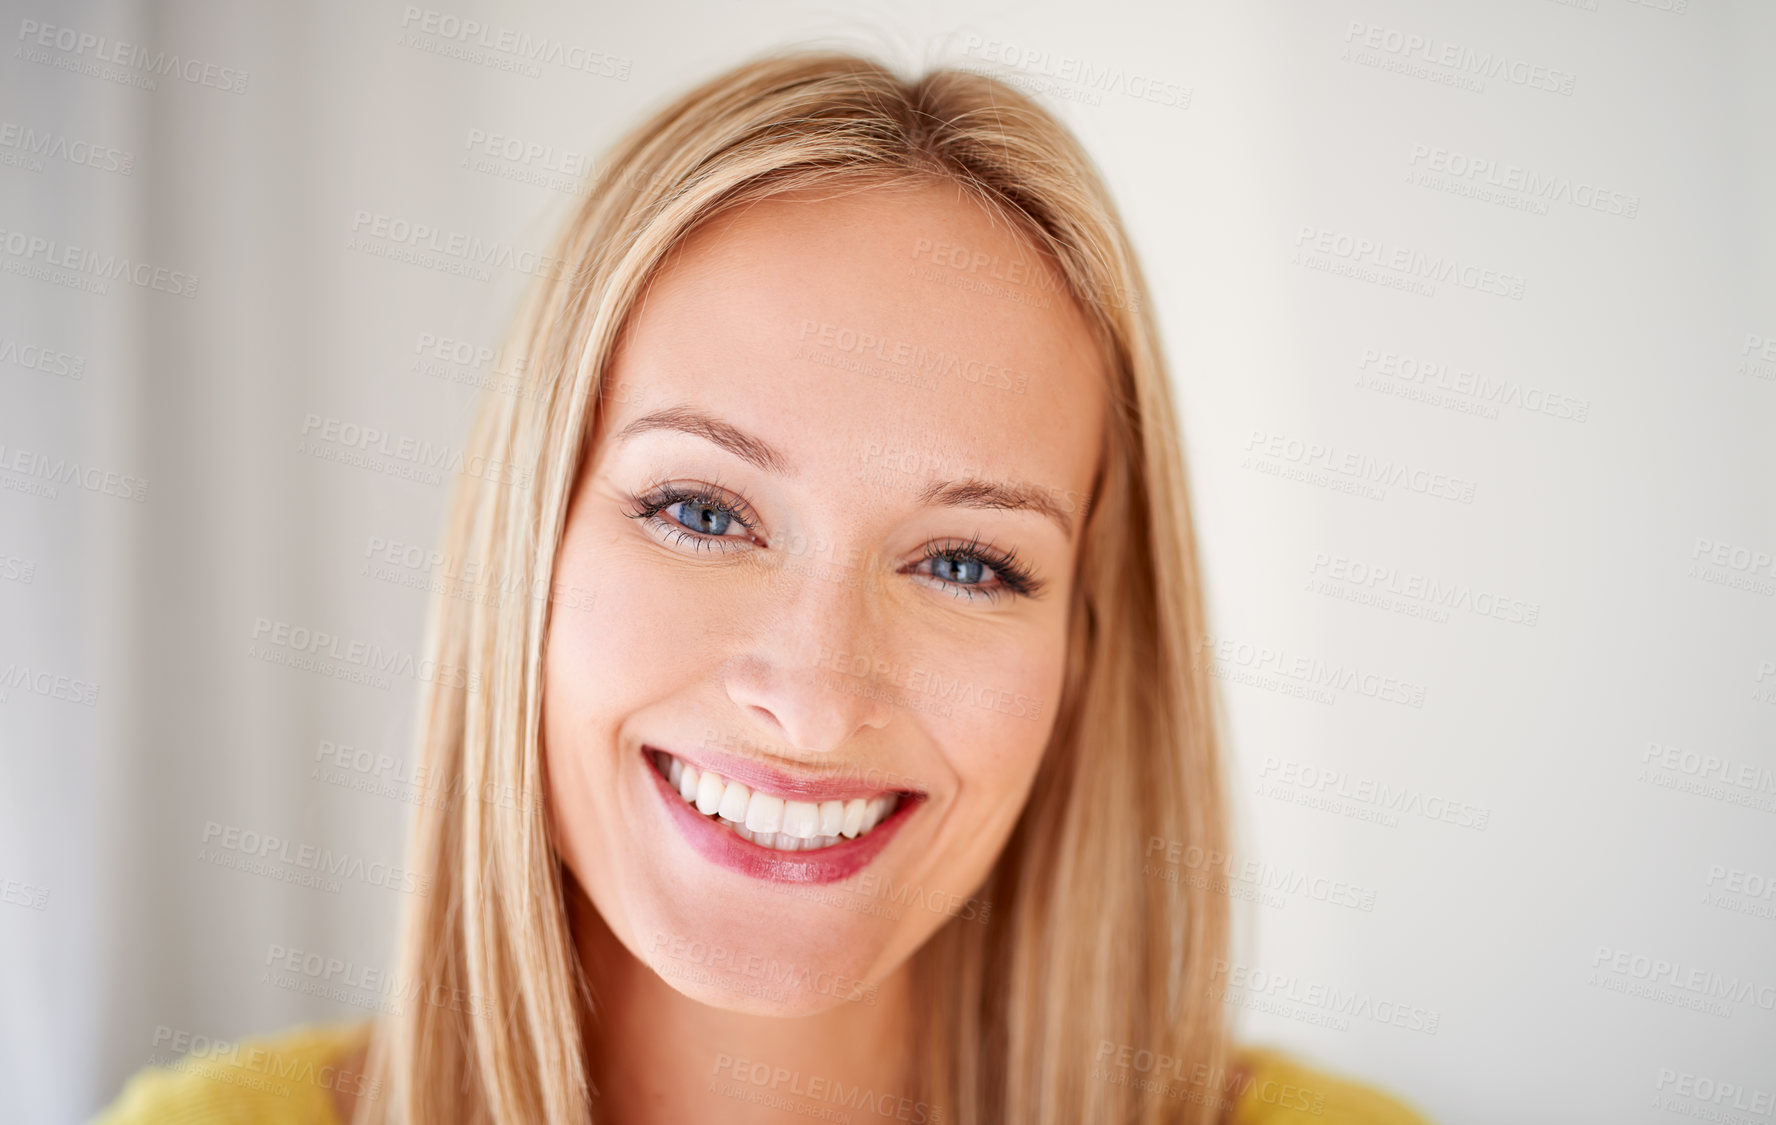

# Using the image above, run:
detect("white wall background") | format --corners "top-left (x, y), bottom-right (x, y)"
top-left (2, 1), bottom-right (1772, 1122)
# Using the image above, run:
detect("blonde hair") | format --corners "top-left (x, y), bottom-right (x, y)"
top-left (362, 51), bottom-right (1230, 1125)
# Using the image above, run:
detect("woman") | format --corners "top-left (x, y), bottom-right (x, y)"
top-left (98, 53), bottom-right (1431, 1125)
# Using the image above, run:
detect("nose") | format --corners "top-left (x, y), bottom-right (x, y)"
top-left (722, 561), bottom-right (895, 754)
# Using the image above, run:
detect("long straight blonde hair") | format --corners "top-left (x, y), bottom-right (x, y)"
top-left (361, 51), bottom-right (1231, 1125)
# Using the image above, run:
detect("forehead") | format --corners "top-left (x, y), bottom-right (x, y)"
top-left (603, 181), bottom-right (1105, 500)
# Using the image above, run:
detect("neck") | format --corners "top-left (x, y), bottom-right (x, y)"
top-left (570, 891), bottom-right (917, 1125)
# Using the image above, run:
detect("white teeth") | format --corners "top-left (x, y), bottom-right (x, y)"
top-left (839, 798), bottom-right (867, 838)
top-left (695, 771), bottom-right (725, 816)
top-left (860, 798), bottom-right (881, 834)
top-left (781, 800), bottom-right (821, 840)
top-left (732, 824), bottom-right (845, 851)
top-left (717, 780), bottom-right (751, 823)
top-left (745, 793), bottom-right (784, 834)
top-left (652, 750), bottom-right (905, 853)
top-left (818, 800), bottom-right (845, 836)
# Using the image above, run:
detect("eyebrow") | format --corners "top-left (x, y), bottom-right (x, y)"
top-left (614, 405), bottom-right (791, 476)
top-left (918, 478), bottom-right (1076, 540)
top-left (612, 405), bottom-right (1077, 538)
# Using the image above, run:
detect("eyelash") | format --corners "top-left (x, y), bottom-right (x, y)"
top-left (622, 482), bottom-right (763, 553)
top-left (622, 483), bottom-right (1043, 602)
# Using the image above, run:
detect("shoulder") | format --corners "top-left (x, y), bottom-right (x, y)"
top-left (91, 1021), bottom-right (376, 1125)
top-left (1227, 1045), bottom-right (1433, 1125)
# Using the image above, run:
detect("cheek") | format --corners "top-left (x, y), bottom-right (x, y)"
top-left (542, 515), bottom-right (721, 850)
top-left (882, 634), bottom-right (1062, 923)
top-left (915, 620), bottom-right (1067, 828)
top-left (548, 515), bottom-right (720, 725)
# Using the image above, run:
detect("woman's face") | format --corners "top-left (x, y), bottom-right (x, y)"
top-left (544, 180), bottom-right (1106, 1015)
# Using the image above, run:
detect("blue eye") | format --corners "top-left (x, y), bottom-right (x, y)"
top-left (915, 538), bottom-right (1041, 602)
top-left (625, 484), bottom-right (756, 552)
top-left (928, 554), bottom-right (984, 586)
top-left (670, 497), bottom-right (734, 537)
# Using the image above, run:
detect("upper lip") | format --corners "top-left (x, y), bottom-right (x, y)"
top-left (643, 743), bottom-right (924, 803)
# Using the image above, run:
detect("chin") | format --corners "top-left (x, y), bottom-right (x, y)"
top-left (614, 871), bottom-right (906, 1017)
top-left (562, 740), bottom-right (943, 1018)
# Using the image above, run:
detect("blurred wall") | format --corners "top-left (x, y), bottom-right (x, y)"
top-left (1, 1), bottom-right (1772, 1122)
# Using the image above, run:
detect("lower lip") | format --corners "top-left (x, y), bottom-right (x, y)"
top-left (646, 763), bottom-right (916, 885)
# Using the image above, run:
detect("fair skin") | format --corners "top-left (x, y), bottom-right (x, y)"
top-left (334, 179), bottom-right (1107, 1123)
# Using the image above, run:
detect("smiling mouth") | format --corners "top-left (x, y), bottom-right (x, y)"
top-left (648, 749), bottom-right (904, 853)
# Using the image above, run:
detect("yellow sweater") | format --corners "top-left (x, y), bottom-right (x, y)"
top-left (92, 1022), bottom-right (1432, 1123)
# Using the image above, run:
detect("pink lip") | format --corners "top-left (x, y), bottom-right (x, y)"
top-left (646, 762), bottom-right (918, 884)
top-left (645, 743), bottom-right (916, 802)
